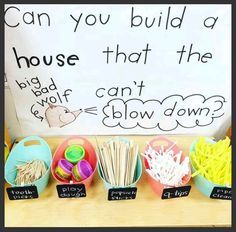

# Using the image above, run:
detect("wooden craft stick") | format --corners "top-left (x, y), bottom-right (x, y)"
top-left (109, 140), bottom-right (116, 185)
top-left (100, 147), bottom-right (109, 182)
top-left (106, 143), bottom-right (116, 185)
top-left (130, 144), bottom-right (138, 184)
top-left (102, 144), bottom-right (112, 185)
top-left (117, 140), bottom-right (121, 186)
top-left (114, 141), bottom-right (118, 185)
top-left (125, 147), bottom-right (130, 186)
top-left (95, 144), bottom-right (107, 181)
top-left (119, 141), bottom-right (122, 186)
top-left (116, 140), bottom-right (119, 185)
top-left (123, 141), bottom-right (127, 186)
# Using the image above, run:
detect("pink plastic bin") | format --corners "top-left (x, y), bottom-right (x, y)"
top-left (143, 136), bottom-right (191, 197)
top-left (51, 136), bottom-right (97, 189)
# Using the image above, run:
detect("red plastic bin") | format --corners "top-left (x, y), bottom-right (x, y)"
top-left (143, 136), bottom-right (191, 197)
top-left (51, 136), bottom-right (97, 189)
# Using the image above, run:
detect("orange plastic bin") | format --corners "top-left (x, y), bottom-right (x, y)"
top-left (143, 136), bottom-right (191, 197)
top-left (51, 136), bottom-right (97, 189)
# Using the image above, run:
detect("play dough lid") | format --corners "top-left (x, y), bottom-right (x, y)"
top-left (78, 160), bottom-right (93, 179)
top-left (65, 145), bottom-right (85, 164)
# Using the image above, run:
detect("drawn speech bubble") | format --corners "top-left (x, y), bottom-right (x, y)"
top-left (102, 94), bottom-right (226, 131)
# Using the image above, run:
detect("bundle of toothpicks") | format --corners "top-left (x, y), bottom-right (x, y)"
top-left (96, 137), bottom-right (139, 187)
top-left (15, 159), bottom-right (47, 186)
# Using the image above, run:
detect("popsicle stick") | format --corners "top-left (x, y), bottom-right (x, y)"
top-left (117, 140), bottom-right (120, 186)
top-left (103, 144), bottom-right (114, 185)
top-left (124, 142), bottom-right (128, 186)
top-left (126, 145), bottom-right (131, 185)
top-left (100, 147), bottom-right (109, 182)
top-left (95, 137), bottom-right (107, 181)
top-left (114, 141), bottom-right (118, 185)
top-left (101, 146), bottom-right (109, 183)
top-left (119, 141), bottom-right (122, 186)
top-left (129, 146), bottom-right (134, 185)
top-left (109, 140), bottom-right (116, 185)
top-left (96, 146), bottom-right (106, 181)
top-left (97, 147), bottom-right (106, 180)
top-left (120, 142), bottom-right (127, 186)
top-left (119, 140), bottom-right (123, 186)
top-left (106, 144), bottom-right (116, 185)
top-left (130, 144), bottom-right (138, 184)
top-left (114, 140), bottom-right (118, 185)
top-left (125, 148), bottom-right (130, 186)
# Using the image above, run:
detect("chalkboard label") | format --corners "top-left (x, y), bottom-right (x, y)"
top-left (108, 187), bottom-right (137, 201)
top-left (210, 187), bottom-right (231, 200)
top-left (56, 184), bottom-right (86, 198)
top-left (7, 186), bottom-right (38, 200)
top-left (162, 186), bottom-right (191, 199)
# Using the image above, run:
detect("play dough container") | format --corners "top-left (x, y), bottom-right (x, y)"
top-left (51, 136), bottom-right (97, 189)
top-left (72, 160), bottom-right (93, 182)
top-left (5, 136), bottom-right (52, 194)
top-left (97, 137), bottom-right (142, 189)
top-left (65, 145), bottom-right (85, 164)
top-left (55, 159), bottom-right (73, 180)
top-left (143, 136), bottom-right (191, 197)
top-left (189, 137), bottom-right (230, 197)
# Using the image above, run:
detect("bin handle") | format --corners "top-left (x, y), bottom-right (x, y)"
top-left (149, 136), bottom-right (175, 150)
top-left (18, 136), bottom-right (49, 148)
top-left (62, 136), bottom-right (94, 151)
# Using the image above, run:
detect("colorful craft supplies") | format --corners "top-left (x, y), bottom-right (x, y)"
top-left (51, 136), bottom-right (97, 188)
top-left (72, 160), bottom-right (93, 182)
top-left (5, 136), bottom-right (52, 194)
top-left (65, 145), bottom-right (85, 164)
top-left (143, 139), bottom-right (190, 187)
top-left (55, 148), bottom-right (93, 182)
top-left (143, 136), bottom-right (191, 197)
top-left (190, 137), bottom-right (231, 187)
top-left (55, 159), bottom-right (73, 180)
top-left (96, 137), bottom-right (142, 189)
top-left (15, 160), bottom-right (47, 185)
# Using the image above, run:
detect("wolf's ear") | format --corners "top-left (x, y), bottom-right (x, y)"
top-left (48, 103), bottom-right (55, 109)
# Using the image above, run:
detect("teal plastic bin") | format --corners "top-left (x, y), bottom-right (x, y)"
top-left (189, 137), bottom-right (228, 197)
top-left (5, 136), bottom-right (52, 194)
top-left (97, 137), bottom-right (142, 189)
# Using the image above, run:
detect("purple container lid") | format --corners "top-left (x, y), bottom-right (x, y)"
top-left (58, 159), bottom-right (73, 174)
top-left (77, 160), bottom-right (93, 179)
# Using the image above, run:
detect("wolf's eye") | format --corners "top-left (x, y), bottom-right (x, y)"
top-left (64, 109), bottom-right (69, 113)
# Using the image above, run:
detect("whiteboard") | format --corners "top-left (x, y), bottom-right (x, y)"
top-left (4, 4), bottom-right (231, 136)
